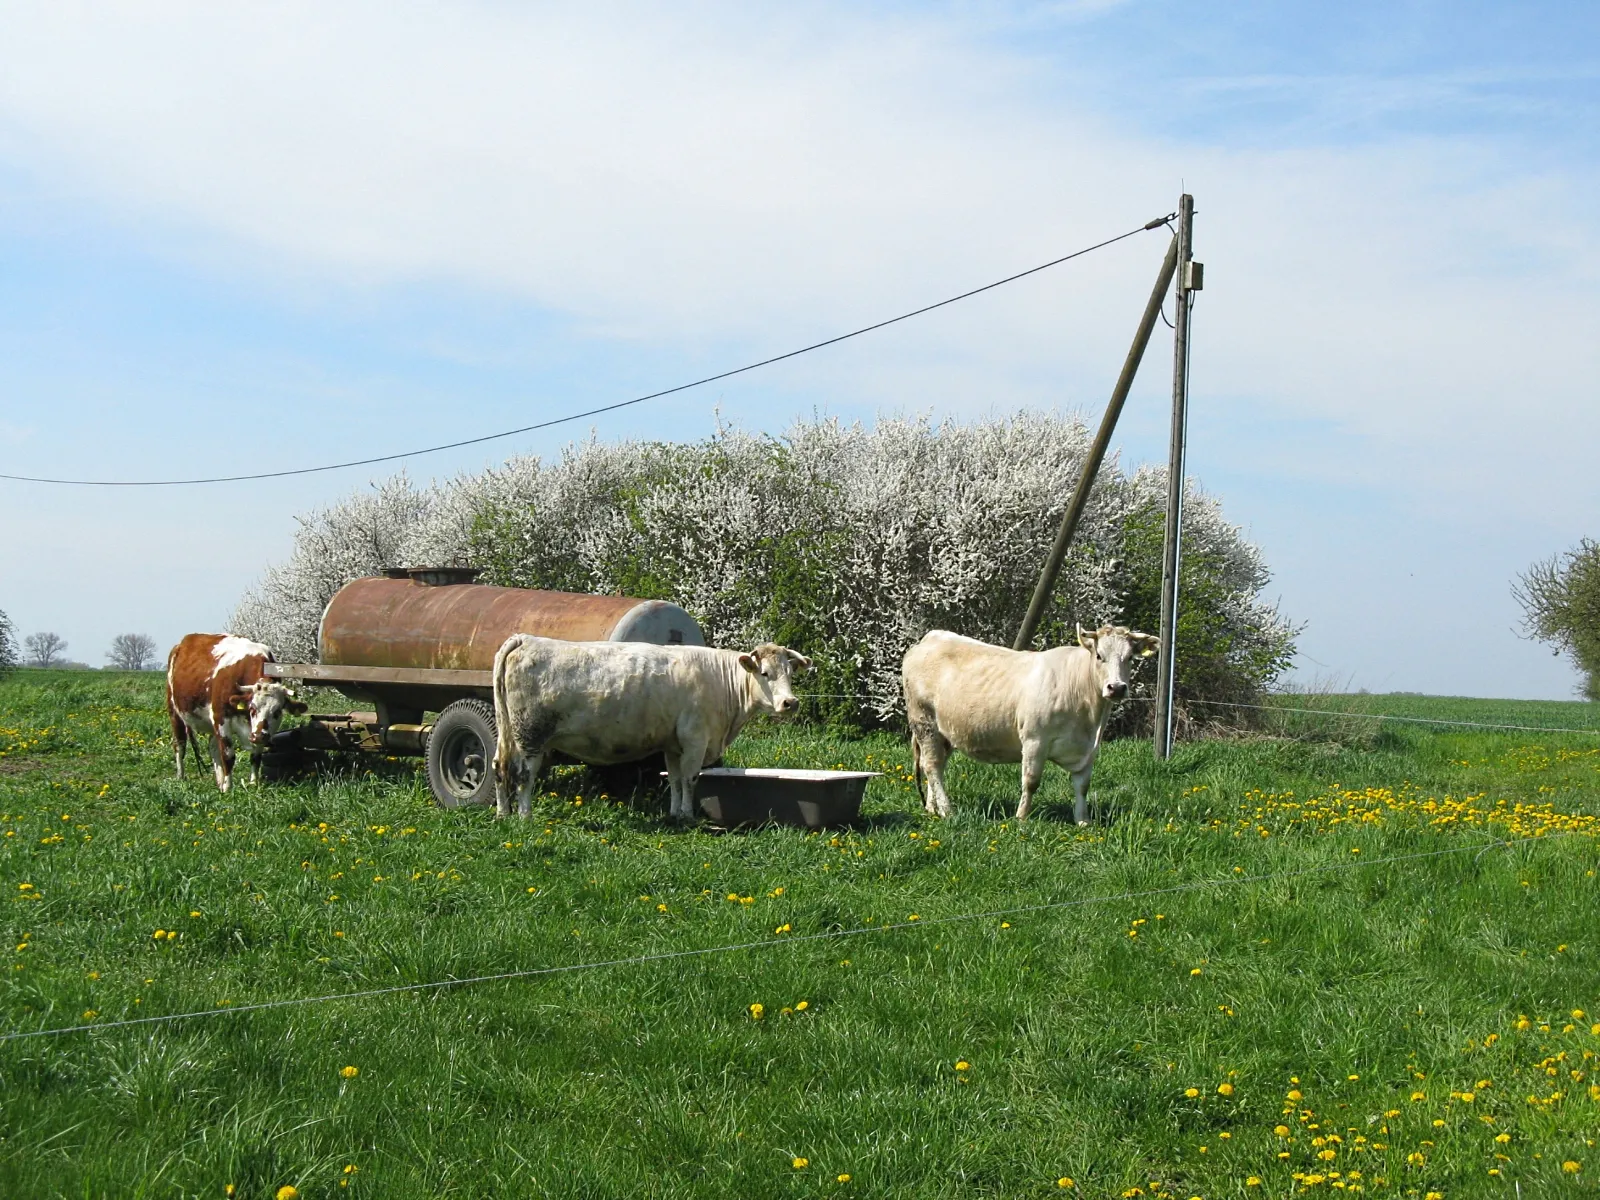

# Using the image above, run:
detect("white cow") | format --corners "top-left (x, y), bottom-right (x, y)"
top-left (492, 635), bottom-right (812, 820)
top-left (902, 624), bottom-right (1158, 824)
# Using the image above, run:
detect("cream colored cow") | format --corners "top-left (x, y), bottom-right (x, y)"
top-left (902, 625), bottom-right (1157, 824)
top-left (492, 635), bottom-right (811, 821)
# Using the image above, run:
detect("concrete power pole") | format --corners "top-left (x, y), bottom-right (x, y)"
top-left (1153, 194), bottom-right (1201, 759)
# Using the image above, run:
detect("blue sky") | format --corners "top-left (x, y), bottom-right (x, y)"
top-left (2, 1), bottom-right (1596, 696)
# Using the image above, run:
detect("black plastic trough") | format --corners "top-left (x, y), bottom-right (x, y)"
top-left (682, 767), bottom-right (880, 829)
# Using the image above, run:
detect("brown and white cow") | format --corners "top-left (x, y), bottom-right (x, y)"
top-left (165, 633), bottom-right (306, 792)
top-left (902, 624), bottom-right (1158, 824)
top-left (493, 635), bottom-right (811, 821)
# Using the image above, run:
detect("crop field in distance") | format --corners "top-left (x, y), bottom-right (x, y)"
top-left (1, 668), bottom-right (1597, 1198)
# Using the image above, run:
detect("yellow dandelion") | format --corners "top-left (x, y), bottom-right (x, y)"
top-left (339, 1065), bottom-right (359, 1078)
top-left (1246, 1178), bottom-right (1261, 1188)
top-left (1217, 1082), bottom-right (1234, 1096)
top-left (838, 1174), bottom-right (852, 1183)
top-left (1564, 1161), bottom-right (1582, 1174)
top-left (1185, 1088), bottom-right (1199, 1098)
top-left (955, 1061), bottom-right (970, 1071)
top-left (276, 1189), bottom-right (299, 1200)
top-left (749, 1003), bottom-right (764, 1020)
top-left (1274, 1125), bottom-right (1290, 1137)
top-left (1057, 1178), bottom-right (1075, 1189)
top-left (1411, 1091), bottom-right (1426, 1101)
top-left (795, 1000), bottom-right (809, 1011)
top-left (1190, 968), bottom-right (1202, 976)
top-left (1495, 1133), bottom-right (1511, 1144)
top-left (1287, 1089), bottom-right (1303, 1101)
top-left (792, 1157), bottom-right (808, 1169)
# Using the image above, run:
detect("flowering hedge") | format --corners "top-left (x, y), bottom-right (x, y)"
top-left (234, 413), bottom-right (1296, 728)
top-left (0, 608), bottom-right (16, 678)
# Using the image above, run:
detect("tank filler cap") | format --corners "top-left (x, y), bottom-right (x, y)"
top-left (381, 566), bottom-right (483, 586)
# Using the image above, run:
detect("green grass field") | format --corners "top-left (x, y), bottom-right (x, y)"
top-left (1, 669), bottom-right (1597, 1199)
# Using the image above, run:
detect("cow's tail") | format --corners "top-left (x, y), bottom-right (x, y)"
top-left (910, 728), bottom-right (923, 799)
top-left (491, 634), bottom-right (528, 799)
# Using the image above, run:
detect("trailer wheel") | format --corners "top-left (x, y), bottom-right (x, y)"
top-left (426, 699), bottom-right (497, 808)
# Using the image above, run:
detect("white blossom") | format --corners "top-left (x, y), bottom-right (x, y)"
top-left (233, 412), bottom-right (1296, 723)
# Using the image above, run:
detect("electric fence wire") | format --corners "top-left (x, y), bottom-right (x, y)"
top-left (0, 218), bottom-right (1173, 488)
top-left (0, 830), bottom-right (1573, 1045)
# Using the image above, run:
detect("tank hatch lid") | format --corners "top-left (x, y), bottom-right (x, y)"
top-left (381, 566), bottom-right (483, 586)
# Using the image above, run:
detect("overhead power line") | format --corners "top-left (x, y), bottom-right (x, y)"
top-left (0, 217), bottom-right (1172, 488)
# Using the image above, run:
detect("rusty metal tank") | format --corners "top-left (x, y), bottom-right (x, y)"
top-left (319, 568), bottom-right (705, 670)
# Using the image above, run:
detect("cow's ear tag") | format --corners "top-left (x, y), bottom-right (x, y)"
top-left (738, 653), bottom-right (759, 673)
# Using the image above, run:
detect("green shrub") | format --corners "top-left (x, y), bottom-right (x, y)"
top-left (1515, 537), bottom-right (1600, 700)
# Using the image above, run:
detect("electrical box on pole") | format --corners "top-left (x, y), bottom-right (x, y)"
top-left (1153, 194), bottom-right (1200, 760)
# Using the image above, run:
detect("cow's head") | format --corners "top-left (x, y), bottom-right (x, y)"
top-left (738, 643), bottom-right (812, 715)
top-left (227, 680), bottom-right (309, 744)
top-left (1076, 623), bottom-right (1159, 700)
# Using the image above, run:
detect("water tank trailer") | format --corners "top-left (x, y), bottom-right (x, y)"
top-left (263, 568), bottom-right (704, 806)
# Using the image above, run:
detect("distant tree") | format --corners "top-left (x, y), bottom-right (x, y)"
top-left (107, 633), bottom-right (159, 671)
top-left (24, 631), bottom-right (68, 668)
top-left (1514, 537), bottom-right (1600, 700)
top-left (0, 609), bottom-right (16, 677)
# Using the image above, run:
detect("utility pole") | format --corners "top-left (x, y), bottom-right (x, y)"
top-left (1014, 227), bottom-right (1179, 651)
top-left (1153, 194), bottom-right (1200, 760)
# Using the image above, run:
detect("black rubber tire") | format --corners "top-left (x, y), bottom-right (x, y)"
top-left (426, 699), bottom-right (497, 808)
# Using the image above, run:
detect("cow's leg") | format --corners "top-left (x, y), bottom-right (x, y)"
top-left (670, 736), bottom-right (710, 821)
top-left (494, 743), bottom-right (537, 820)
top-left (516, 751), bottom-right (543, 820)
top-left (170, 708), bottom-right (188, 779)
top-left (1017, 739), bottom-right (1046, 823)
top-left (666, 716), bottom-right (711, 822)
top-left (223, 718), bottom-right (259, 786)
top-left (1069, 759), bottom-right (1094, 826)
top-left (249, 749), bottom-right (262, 787)
top-left (910, 729), bottom-right (939, 815)
top-left (916, 728), bottom-right (955, 818)
top-left (210, 727), bottom-right (234, 793)
top-left (663, 752), bottom-right (686, 820)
